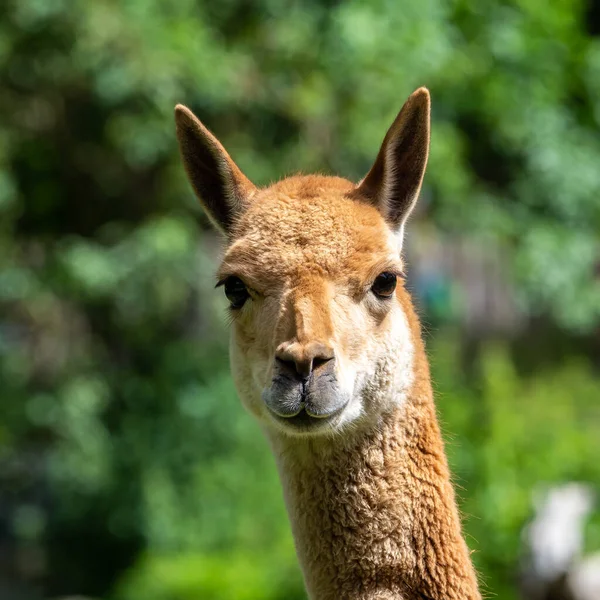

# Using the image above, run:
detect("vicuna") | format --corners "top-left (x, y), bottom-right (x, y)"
top-left (175, 88), bottom-right (481, 600)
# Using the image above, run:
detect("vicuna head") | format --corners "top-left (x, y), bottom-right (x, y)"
top-left (175, 88), bottom-right (430, 438)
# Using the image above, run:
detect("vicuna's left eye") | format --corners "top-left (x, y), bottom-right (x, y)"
top-left (223, 276), bottom-right (250, 309)
top-left (371, 272), bottom-right (397, 298)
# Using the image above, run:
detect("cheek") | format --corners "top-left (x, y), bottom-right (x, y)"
top-left (230, 301), bottom-right (279, 393)
top-left (331, 298), bottom-right (413, 395)
top-left (229, 329), bottom-right (271, 423)
top-left (331, 297), bottom-right (384, 364)
top-left (362, 303), bottom-right (414, 401)
top-left (329, 299), bottom-right (370, 392)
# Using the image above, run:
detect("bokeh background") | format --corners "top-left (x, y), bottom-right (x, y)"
top-left (1, 0), bottom-right (600, 599)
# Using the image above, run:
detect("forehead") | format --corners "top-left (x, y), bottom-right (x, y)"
top-left (220, 175), bottom-right (398, 284)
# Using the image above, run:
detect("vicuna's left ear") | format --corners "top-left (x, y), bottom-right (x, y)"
top-left (356, 87), bottom-right (430, 241)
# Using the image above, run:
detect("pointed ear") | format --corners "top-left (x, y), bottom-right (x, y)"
top-left (356, 87), bottom-right (430, 242)
top-left (174, 105), bottom-right (256, 235)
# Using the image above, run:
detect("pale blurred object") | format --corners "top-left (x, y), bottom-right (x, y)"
top-left (567, 554), bottom-right (600, 600)
top-left (520, 483), bottom-right (600, 600)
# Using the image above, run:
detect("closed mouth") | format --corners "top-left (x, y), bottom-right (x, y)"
top-left (271, 400), bottom-right (348, 432)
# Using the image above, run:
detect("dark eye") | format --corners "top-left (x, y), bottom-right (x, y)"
top-left (371, 272), bottom-right (397, 298)
top-left (223, 276), bottom-right (250, 309)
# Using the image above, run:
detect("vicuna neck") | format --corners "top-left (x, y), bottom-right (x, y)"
top-left (268, 326), bottom-right (481, 600)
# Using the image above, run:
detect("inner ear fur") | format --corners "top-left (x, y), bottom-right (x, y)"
top-left (356, 87), bottom-right (430, 233)
top-left (174, 105), bottom-right (256, 235)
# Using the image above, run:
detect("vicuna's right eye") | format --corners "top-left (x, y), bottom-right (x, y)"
top-left (221, 276), bottom-right (250, 309)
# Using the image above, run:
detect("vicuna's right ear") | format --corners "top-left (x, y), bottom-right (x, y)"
top-left (174, 105), bottom-right (256, 235)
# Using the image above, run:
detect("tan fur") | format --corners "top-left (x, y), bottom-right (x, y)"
top-left (271, 299), bottom-right (480, 599)
top-left (175, 88), bottom-right (482, 600)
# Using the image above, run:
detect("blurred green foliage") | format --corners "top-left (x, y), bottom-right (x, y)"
top-left (0, 0), bottom-right (599, 599)
top-left (432, 339), bottom-right (600, 599)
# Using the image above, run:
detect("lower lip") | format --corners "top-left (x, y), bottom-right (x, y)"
top-left (271, 405), bottom-right (346, 431)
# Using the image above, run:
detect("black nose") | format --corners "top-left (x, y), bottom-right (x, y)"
top-left (274, 341), bottom-right (335, 379)
top-left (275, 354), bottom-right (334, 380)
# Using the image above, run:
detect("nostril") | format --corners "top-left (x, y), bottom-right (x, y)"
top-left (312, 356), bottom-right (334, 370)
top-left (276, 356), bottom-right (294, 369)
top-left (275, 356), bottom-right (303, 379)
top-left (275, 356), bottom-right (312, 379)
